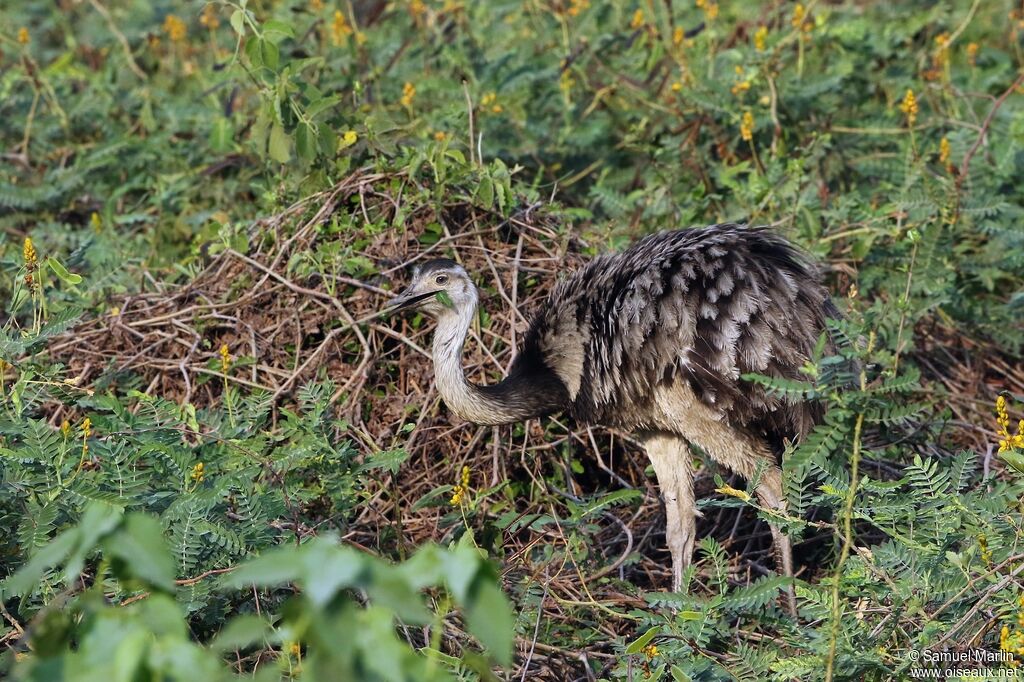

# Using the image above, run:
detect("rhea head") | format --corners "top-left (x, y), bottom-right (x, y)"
top-left (383, 257), bottom-right (550, 426)
top-left (385, 258), bottom-right (478, 319)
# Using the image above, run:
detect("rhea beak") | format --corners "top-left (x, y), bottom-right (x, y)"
top-left (384, 288), bottom-right (435, 313)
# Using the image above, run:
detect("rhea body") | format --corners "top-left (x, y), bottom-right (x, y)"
top-left (387, 224), bottom-right (836, 600)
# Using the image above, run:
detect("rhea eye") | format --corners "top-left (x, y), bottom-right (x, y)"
top-left (435, 274), bottom-right (449, 286)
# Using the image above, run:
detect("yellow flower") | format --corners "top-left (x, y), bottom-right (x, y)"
top-left (979, 533), bottom-right (993, 565)
top-left (560, 71), bottom-right (574, 93)
top-left (704, 3), bottom-right (718, 20)
top-left (200, 5), bottom-right (220, 29)
top-left (289, 641), bottom-right (301, 657)
top-left (450, 466), bottom-right (470, 505)
top-left (672, 26), bottom-right (684, 46)
top-left (938, 136), bottom-right (950, 164)
top-left (410, 0), bottom-right (427, 19)
top-left (671, 81), bottom-right (682, 92)
top-left (630, 9), bottom-right (644, 29)
top-left (739, 111), bottom-right (754, 143)
top-left (642, 643), bottom-right (658, 659)
top-left (481, 92), bottom-right (502, 114)
top-left (966, 42), bottom-right (978, 66)
top-left (190, 462), bottom-right (205, 482)
top-left (90, 212), bottom-right (102, 233)
top-left (17, 27), bottom-right (30, 45)
top-left (567, 0), bottom-right (589, 17)
top-left (310, 0), bottom-right (324, 11)
top-left (23, 237), bottom-right (37, 269)
top-left (332, 10), bottom-right (353, 46)
top-left (792, 3), bottom-right (806, 29)
top-left (932, 32), bottom-right (950, 69)
top-left (400, 81), bottom-right (416, 108)
top-left (339, 130), bottom-right (358, 149)
top-left (754, 25), bottom-right (768, 51)
top-left (716, 482), bottom-right (751, 501)
top-left (61, 420), bottom-right (71, 437)
top-left (81, 417), bottom-right (92, 439)
top-left (997, 396), bottom-right (1024, 453)
top-left (433, 131), bottom-right (446, 141)
top-left (219, 343), bottom-right (231, 373)
top-left (899, 89), bottom-right (918, 127)
top-left (163, 14), bottom-right (187, 42)
top-left (731, 68), bottom-right (751, 96)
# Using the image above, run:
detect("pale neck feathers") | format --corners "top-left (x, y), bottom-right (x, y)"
top-left (430, 292), bottom-right (569, 426)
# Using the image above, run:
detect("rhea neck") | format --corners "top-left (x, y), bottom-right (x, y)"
top-left (430, 291), bottom-right (568, 426)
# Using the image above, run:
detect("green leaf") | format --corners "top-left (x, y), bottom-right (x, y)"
top-left (442, 537), bottom-right (480, 603)
top-left (221, 545), bottom-right (303, 588)
top-left (104, 513), bottom-right (176, 592)
top-left (244, 35), bottom-right (262, 67)
top-left (302, 542), bottom-right (363, 606)
top-left (230, 10), bottom-right (245, 35)
top-left (45, 257), bottom-right (82, 285)
top-left (211, 615), bottom-right (271, 652)
top-left (1000, 450), bottom-right (1024, 475)
top-left (625, 626), bottom-right (660, 655)
top-left (463, 572), bottom-right (513, 667)
top-left (435, 291), bottom-right (454, 309)
top-left (476, 175), bottom-right (494, 208)
top-left (357, 448), bottom-right (410, 475)
top-left (295, 121), bottom-right (316, 161)
top-left (66, 502), bottom-right (125, 581)
top-left (209, 117), bottom-right (235, 153)
top-left (1, 529), bottom-right (79, 598)
top-left (671, 665), bottom-right (694, 682)
top-left (135, 593), bottom-right (189, 638)
top-left (268, 124), bottom-right (291, 163)
top-left (305, 95), bottom-right (342, 119)
top-left (259, 38), bottom-right (280, 70)
top-left (262, 19), bottom-right (295, 43)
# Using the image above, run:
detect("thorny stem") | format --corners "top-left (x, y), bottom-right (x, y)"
top-left (824, 410), bottom-right (863, 681)
top-left (892, 238), bottom-right (918, 374)
top-left (223, 376), bottom-right (236, 427)
top-left (825, 333), bottom-right (872, 682)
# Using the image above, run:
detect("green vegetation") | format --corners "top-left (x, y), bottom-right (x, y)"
top-left (2, 0), bottom-right (1024, 679)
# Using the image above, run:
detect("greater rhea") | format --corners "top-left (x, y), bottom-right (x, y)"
top-left (386, 223), bottom-right (836, 607)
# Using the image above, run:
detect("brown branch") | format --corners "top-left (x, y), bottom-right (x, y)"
top-left (959, 71), bottom-right (1024, 180)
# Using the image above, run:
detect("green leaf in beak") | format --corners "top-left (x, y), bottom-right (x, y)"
top-left (435, 290), bottom-right (454, 309)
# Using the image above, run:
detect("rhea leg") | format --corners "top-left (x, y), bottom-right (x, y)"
top-left (727, 451), bottom-right (797, 615)
top-left (749, 463), bottom-right (794, 584)
top-left (651, 386), bottom-right (797, 613)
top-left (642, 433), bottom-right (698, 592)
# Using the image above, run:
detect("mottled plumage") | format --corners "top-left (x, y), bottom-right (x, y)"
top-left (386, 223), bottom-right (837, 611)
top-left (517, 224), bottom-right (836, 445)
